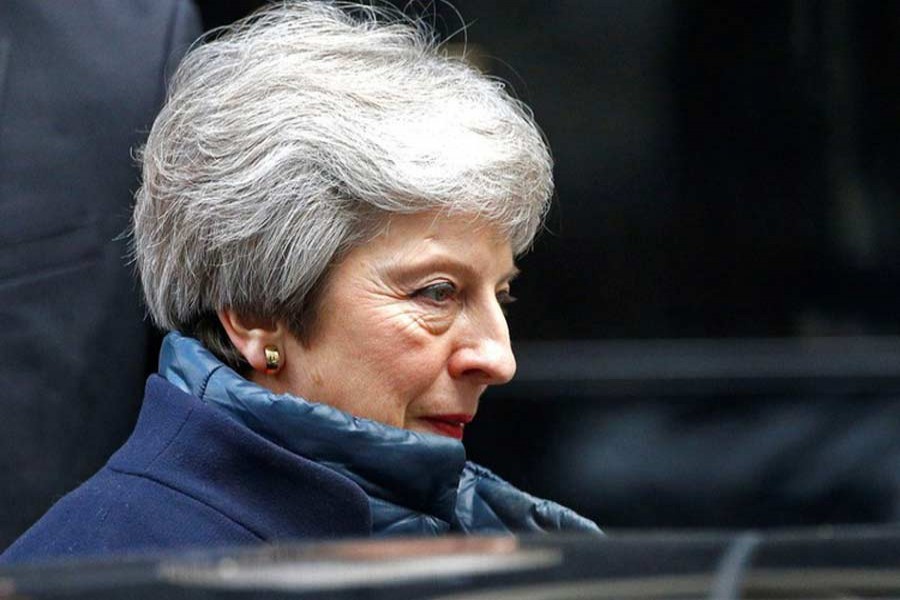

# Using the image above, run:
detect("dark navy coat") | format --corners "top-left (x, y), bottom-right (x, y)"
top-left (1, 333), bottom-right (599, 564)
top-left (0, 377), bottom-right (372, 564)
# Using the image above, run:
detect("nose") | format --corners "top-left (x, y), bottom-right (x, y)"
top-left (447, 300), bottom-right (517, 385)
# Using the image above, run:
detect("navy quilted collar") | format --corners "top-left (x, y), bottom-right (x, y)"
top-left (158, 332), bottom-right (465, 525)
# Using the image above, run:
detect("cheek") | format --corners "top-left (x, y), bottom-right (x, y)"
top-left (355, 309), bottom-right (448, 396)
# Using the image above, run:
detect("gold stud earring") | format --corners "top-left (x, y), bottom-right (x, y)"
top-left (264, 345), bottom-right (281, 374)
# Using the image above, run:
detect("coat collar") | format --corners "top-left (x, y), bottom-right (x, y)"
top-left (158, 332), bottom-right (465, 525)
top-left (112, 375), bottom-right (373, 541)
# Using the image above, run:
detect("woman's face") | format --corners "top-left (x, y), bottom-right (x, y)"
top-left (274, 212), bottom-right (518, 440)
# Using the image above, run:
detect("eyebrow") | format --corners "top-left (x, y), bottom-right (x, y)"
top-left (382, 255), bottom-right (520, 285)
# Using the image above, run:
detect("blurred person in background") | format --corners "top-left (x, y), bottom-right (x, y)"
top-left (1, 1), bottom-right (599, 564)
top-left (0, 1), bottom-right (200, 549)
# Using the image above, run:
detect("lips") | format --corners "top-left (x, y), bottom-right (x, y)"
top-left (420, 414), bottom-right (473, 440)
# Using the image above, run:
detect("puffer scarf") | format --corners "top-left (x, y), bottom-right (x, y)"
top-left (159, 332), bottom-right (600, 535)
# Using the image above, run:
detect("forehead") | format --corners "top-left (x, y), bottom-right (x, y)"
top-left (348, 211), bottom-right (515, 275)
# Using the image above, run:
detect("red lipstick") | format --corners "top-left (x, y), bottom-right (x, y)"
top-left (421, 414), bottom-right (473, 440)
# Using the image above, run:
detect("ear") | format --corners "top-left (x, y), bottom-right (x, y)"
top-left (217, 309), bottom-right (287, 375)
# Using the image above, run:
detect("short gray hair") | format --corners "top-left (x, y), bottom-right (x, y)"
top-left (133, 1), bottom-right (553, 367)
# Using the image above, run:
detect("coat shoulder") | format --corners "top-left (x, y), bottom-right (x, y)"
top-left (0, 377), bottom-right (372, 565)
top-left (0, 466), bottom-right (260, 564)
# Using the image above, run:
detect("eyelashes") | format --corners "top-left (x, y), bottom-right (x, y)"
top-left (496, 290), bottom-right (517, 315)
top-left (496, 290), bottom-right (517, 306)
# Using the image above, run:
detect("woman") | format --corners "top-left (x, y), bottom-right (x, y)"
top-left (1, 1), bottom-right (598, 563)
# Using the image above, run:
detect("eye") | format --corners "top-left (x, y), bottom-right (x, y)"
top-left (413, 281), bottom-right (458, 304)
top-left (497, 289), bottom-right (517, 314)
